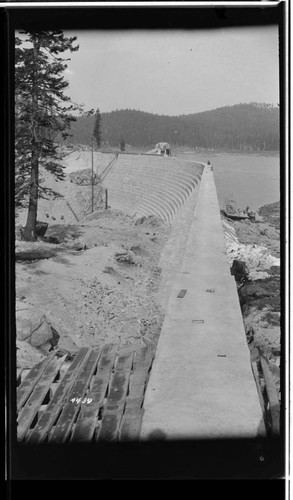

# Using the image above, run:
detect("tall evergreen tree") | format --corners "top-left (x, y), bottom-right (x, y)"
top-left (15, 31), bottom-right (80, 241)
top-left (93, 108), bottom-right (102, 149)
top-left (120, 136), bottom-right (126, 152)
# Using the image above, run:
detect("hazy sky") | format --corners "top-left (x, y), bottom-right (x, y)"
top-left (63, 26), bottom-right (279, 116)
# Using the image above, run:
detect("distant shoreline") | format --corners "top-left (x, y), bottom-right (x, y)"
top-left (63, 144), bottom-right (279, 158)
top-left (173, 149), bottom-right (279, 158)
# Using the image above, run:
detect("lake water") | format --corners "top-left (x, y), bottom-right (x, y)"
top-left (177, 153), bottom-right (280, 211)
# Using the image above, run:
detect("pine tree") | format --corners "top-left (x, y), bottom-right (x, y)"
top-left (93, 108), bottom-right (102, 149)
top-left (120, 136), bottom-right (126, 152)
top-left (15, 31), bottom-right (80, 241)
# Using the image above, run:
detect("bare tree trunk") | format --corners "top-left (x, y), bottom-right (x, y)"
top-left (22, 37), bottom-right (39, 241)
top-left (22, 149), bottom-right (39, 241)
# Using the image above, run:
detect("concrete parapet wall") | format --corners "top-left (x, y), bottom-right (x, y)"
top-left (140, 166), bottom-right (266, 440)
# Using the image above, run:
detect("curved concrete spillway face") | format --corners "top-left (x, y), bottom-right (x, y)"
top-left (99, 153), bottom-right (205, 224)
top-left (99, 152), bottom-right (206, 312)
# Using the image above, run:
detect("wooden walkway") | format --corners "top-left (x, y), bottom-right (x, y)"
top-left (17, 344), bottom-right (155, 443)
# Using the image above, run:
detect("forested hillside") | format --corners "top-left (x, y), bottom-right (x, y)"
top-left (63, 103), bottom-right (279, 152)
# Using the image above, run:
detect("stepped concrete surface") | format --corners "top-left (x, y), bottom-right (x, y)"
top-left (100, 154), bottom-right (204, 223)
top-left (140, 166), bottom-right (266, 440)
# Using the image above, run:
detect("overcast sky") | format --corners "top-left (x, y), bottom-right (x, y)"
top-left (63, 26), bottom-right (279, 116)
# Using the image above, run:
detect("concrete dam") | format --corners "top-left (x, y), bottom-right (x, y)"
top-left (96, 152), bottom-right (266, 439)
top-left (17, 151), bottom-right (267, 444)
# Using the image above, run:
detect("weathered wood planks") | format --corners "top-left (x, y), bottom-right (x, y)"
top-left (70, 344), bottom-right (118, 442)
top-left (27, 347), bottom-right (91, 443)
top-left (17, 355), bottom-right (66, 441)
top-left (119, 408), bottom-right (145, 441)
top-left (17, 343), bottom-right (156, 443)
top-left (119, 346), bottom-right (154, 441)
top-left (48, 349), bottom-right (101, 443)
top-left (17, 352), bottom-right (56, 412)
top-left (97, 351), bottom-right (134, 441)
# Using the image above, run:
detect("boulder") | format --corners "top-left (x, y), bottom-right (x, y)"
top-left (230, 259), bottom-right (248, 282)
top-left (16, 300), bottom-right (54, 347)
top-left (238, 283), bottom-right (272, 300)
top-left (254, 213), bottom-right (264, 223)
top-left (36, 221), bottom-right (48, 237)
top-left (252, 326), bottom-right (280, 350)
top-left (67, 238), bottom-right (87, 251)
top-left (115, 250), bottom-right (135, 264)
top-left (135, 216), bottom-right (147, 226)
top-left (16, 339), bottom-right (47, 369)
top-left (30, 319), bottom-right (54, 347)
top-left (135, 215), bottom-right (162, 227)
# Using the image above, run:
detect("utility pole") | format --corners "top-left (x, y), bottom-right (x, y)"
top-left (91, 137), bottom-right (94, 213)
top-left (105, 188), bottom-right (108, 210)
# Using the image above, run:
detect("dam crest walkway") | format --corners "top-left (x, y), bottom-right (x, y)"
top-left (140, 166), bottom-right (266, 439)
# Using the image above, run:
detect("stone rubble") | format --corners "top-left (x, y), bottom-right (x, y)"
top-left (221, 210), bottom-right (280, 397)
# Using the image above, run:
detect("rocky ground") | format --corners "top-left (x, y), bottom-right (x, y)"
top-left (222, 201), bottom-right (281, 396)
top-left (16, 210), bottom-right (171, 369)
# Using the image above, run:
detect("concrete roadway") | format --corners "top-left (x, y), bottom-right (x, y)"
top-left (140, 166), bottom-right (266, 440)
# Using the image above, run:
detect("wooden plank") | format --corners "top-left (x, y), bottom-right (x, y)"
top-left (70, 371), bottom-right (110, 442)
top-left (124, 346), bottom-right (154, 408)
top-left (97, 351), bottom-right (134, 441)
top-left (118, 347), bottom-right (154, 440)
top-left (48, 348), bottom-right (100, 443)
top-left (17, 352), bottom-right (56, 412)
top-left (119, 408), bottom-right (144, 441)
top-left (96, 343), bottom-right (118, 371)
top-left (114, 350), bottom-right (134, 372)
top-left (132, 345), bottom-right (154, 371)
top-left (97, 413), bottom-right (121, 442)
top-left (259, 354), bottom-right (280, 436)
top-left (123, 371), bottom-right (148, 410)
top-left (17, 355), bottom-right (66, 442)
top-left (70, 344), bottom-right (117, 442)
top-left (106, 352), bottom-right (135, 410)
top-left (27, 347), bottom-right (91, 444)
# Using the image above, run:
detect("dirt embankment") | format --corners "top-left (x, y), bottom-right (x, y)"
top-left (223, 201), bottom-right (280, 394)
top-left (16, 210), bottom-right (171, 369)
